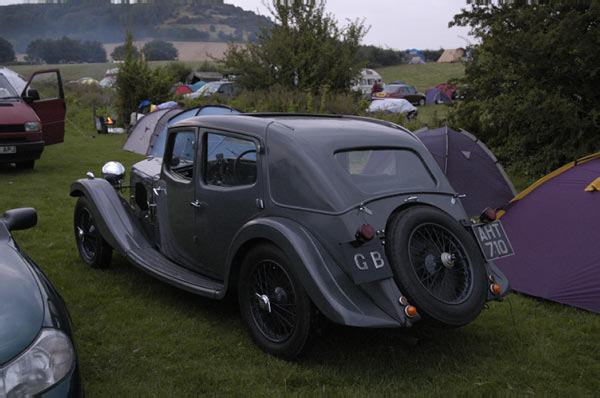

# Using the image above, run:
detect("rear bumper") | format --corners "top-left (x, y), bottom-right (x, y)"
top-left (0, 140), bottom-right (44, 163)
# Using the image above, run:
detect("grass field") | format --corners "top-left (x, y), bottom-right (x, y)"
top-left (2, 63), bottom-right (599, 396)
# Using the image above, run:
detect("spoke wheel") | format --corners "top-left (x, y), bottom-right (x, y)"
top-left (238, 244), bottom-right (313, 359)
top-left (249, 260), bottom-right (297, 343)
top-left (74, 196), bottom-right (112, 269)
top-left (408, 223), bottom-right (473, 305)
top-left (386, 206), bottom-right (487, 327)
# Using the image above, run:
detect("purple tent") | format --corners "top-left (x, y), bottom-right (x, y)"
top-left (496, 154), bottom-right (600, 314)
top-left (425, 88), bottom-right (451, 105)
top-left (416, 126), bottom-right (516, 217)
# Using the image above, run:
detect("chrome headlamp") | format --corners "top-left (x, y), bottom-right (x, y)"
top-left (101, 161), bottom-right (126, 186)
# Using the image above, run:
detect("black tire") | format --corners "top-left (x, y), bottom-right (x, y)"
top-left (74, 196), bottom-right (112, 269)
top-left (238, 244), bottom-right (313, 359)
top-left (418, 98), bottom-right (426, 106)
top-left (386, 206), bottom-right (487, 326)
top-left (16, 160), bottom-right (35, 169)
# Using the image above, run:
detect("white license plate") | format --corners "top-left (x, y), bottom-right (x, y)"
top-left (472, 220), bottom-right (515, 261)
top-left (0, 146), bottom-right (16, 154)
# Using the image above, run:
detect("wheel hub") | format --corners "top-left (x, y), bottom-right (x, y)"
top-left (255, 293), bottom-right (272, 313)
top-left (77, 227), bottom-right (85, 239)
top-left (441, 252), bottom-right (456, 268)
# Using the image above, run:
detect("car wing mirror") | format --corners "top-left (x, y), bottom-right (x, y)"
top-left (22, 88), bottom-right (40, 104)
top-left (1, 208), bottom-right (38, 231)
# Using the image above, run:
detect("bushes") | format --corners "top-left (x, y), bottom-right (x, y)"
top-left (25, 37), bottom-right (107, 64)
top-left (0, 37), bottom-right (16, 63)
top-left (142, 40), bottom-right (178, 61)
top-left (449, 2), bottom-right (600, 177)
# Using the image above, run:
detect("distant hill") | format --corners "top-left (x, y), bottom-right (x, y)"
top-left (0, 0), bottom-right (272, 52)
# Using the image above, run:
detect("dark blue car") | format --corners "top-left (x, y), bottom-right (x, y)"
top-left (0, 208), bottom-right (82, 397)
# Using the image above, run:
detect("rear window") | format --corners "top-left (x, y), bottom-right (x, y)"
top-left (335, 149), bottom-right (436, 194)
top-left (382, 85), bottom-right (401, 93)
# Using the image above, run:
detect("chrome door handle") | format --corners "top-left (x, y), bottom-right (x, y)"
top-left (190, 200), bottom-right (207, 209)
top-left (153, 187), bottom-right (166, 195)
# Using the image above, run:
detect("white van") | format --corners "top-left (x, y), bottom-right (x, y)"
top-left (352, 68), bottom-right (384, 97)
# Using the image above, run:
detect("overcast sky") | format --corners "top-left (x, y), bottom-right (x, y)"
top-left (0, 0), bottom-right (475, 49)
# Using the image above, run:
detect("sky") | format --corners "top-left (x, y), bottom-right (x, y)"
top-left (0, 0), bottom-right (475, 50)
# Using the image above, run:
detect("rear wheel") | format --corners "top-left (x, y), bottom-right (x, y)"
top-left (74, 196), bottom-right (112, 268)
top-left (238, 244), bottom-right (313, 359)
top-left (418, 98), bottom-right (426, 106)
top-left (386, 206), bottom-right (487, 326)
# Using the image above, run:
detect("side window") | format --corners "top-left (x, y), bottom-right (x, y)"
top-left (408, 86), bottom-right (416, 94)
top-left (167, 130), bottom-right (196, 180)
top-left (205, 133), bottom-right (257, 187)
top-left (28, 72), bottom-right (60, 100)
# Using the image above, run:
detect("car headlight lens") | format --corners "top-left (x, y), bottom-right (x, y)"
top-left (24, 122), bottom-right (41, 132)
top-left (0, 329), bottom-right (74, 397)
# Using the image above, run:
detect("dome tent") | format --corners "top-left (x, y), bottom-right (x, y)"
top-left (415, 126), bottom-right (516, 217)
top-left (495, 153), bottom-right (600, 314)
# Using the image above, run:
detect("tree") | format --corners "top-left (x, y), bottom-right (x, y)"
top-left (142, 40), bottom-right (178, 61)
top-left (449, 1), bottom-right (600, 176)
top-left (111, 44), bottom-right (139, 61)
top-left (0, 37), bottom-right (16, 63)
top-left (25, 37), bottom-right (107, 64)
top-left (223, 0), bottom-right (367, 92)
top-left (115, 32), bottom-right (176, 126)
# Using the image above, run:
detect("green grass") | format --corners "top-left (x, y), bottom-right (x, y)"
top-left (1, 65), bottom-right (599, 396)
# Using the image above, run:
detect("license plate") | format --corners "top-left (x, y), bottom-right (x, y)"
top-left (0, 146), bottom-right (16, 154)
top-left (343, 240), bottom-right (393, 284)
top-left (472, 220), bottom-right (515, 261)
top-left (376, 93), bottom-right (385, 97)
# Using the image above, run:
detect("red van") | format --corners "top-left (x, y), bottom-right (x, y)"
top-left (0, 69), bottom-right (66, 169)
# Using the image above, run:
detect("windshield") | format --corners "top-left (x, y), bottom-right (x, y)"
top-left (0, 75), bottom-right (19, 99)
top-left (382, 85), bottom-right (403, 93)
top-left (202, 82), bottom-right (222, 94)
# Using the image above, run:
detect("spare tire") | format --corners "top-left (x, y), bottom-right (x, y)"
top-left (385, 206), bottom-right (487, 326)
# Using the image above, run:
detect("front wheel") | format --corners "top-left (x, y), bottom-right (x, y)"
top-left (74, 196), bottom-right (112, 269)
top-left (386, 206), bottom-right (487, 326)
top-left (238, 244), bottom-right (313, 359)
top-left (418, 98), bottom-right (426, 106)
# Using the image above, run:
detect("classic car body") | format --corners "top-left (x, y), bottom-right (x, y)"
top-left (70, 113), bottom-right (510, 358)
top-left (0, 208), bottom-right (82, 397)
top-left (0, 69), bottom-right (66, 169)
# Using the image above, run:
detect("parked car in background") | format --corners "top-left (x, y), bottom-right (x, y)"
top-left (185, 80), bottom-right (237, 100)
top-left (0, 208), bottom-right (82, 397)
top-left (71, 113), bottom-right (511, 359)
top-left (373, 84), bottom-right (426, 106)
top-left (0, 68), bottom-right (66, 169)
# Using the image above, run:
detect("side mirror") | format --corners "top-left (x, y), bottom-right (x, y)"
top-left (1, 208), bottom-right (38, 231)
top-left (22, 88), bottom-right (40, 104)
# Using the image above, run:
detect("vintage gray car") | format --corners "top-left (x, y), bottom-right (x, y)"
top-left (70, 113), bottom-right (510, 359)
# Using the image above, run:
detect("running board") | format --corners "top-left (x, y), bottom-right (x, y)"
top-left (126, 247), bottom-right (224, 298)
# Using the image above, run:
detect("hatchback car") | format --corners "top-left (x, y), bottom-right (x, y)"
top-left (373, 84), bottom-right (426, 106)
top-left (70, 113), bottom-right (510, 359)
top-left (0, 208), bottom-right (82, 396)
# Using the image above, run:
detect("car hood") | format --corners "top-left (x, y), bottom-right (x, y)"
top-left (0, 246), bottom-right (44, 365)
top-left (0, 99), bottom-right (40, 125)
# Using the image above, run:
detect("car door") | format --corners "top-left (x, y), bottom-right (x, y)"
top-left (21, 69), bottom-right (66, 145)
top-left (154, 128), bottom-right (212, 274)
top-left (195, 130), bottom-right (262, 277)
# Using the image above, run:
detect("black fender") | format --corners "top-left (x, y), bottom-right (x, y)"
top-left (225, 217), bottom-right (412, 328)
top-left (70, 178), bottom-right (150, 255)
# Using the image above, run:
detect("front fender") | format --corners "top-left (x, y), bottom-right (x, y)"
top-left (70, 178), bottom-right (150, 255)
top-left (226, 217), bottom-right (410, 328)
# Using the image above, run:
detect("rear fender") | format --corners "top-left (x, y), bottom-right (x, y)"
top-left (226, 217), bottom-right (411, 328)
top-left (70, 177), bottom-right (151, 255)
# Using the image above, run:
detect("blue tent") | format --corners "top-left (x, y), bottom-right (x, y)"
top-left (425, 88), bottom-right (451, 105)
